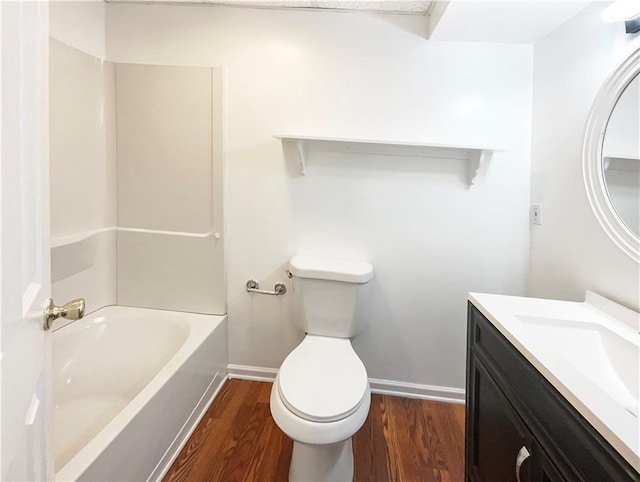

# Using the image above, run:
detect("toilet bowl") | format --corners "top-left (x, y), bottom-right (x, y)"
top-left (270, 255), bottom-right (374, 481)
top-left (270, 335), bottom-right (371, 482)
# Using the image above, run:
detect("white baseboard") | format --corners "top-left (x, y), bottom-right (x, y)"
top-left (369, 377), bottom-right (465, 404)
top-left (228, 364), bottom-right (278, 382)
top-left (227, 364), bottom-right (465, 404)
top-left (149, 370), bottom-right (228, 482)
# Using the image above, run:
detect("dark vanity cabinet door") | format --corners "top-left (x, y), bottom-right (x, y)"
top-left (532, 443), bottom-right (566, 482)
top-left (467, 355), bottom-right (534, 482)
top-left (466, 302), bottom-right (640, 482)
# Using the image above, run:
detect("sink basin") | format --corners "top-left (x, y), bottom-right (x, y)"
top-left (516, 315), bottom-right (639, 417)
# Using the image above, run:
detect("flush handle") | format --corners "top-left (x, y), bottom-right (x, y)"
top-left (43, 298), bottom-right (85, 331)
top-left (515, 445), bottom-right (531, 482)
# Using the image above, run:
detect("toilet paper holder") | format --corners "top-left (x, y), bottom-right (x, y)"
top-left (246, 279), bottom-right (287, 296)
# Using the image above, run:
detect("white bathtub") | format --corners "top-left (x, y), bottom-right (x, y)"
top-left (53, 305), bottom-right (228, 481)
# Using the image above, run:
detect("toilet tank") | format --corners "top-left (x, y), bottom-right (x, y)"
top-left (289, 255), bottom-right (374, 338)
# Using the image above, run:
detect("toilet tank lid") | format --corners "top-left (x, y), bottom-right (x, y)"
top-left (289, 255), bottom-right (374, 283)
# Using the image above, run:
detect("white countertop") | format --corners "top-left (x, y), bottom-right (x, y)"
top-left (468, 291), bottom-right (640, 472)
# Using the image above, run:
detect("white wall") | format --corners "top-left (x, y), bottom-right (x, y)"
top-left (530, 3), bottom-right (640, 310)
top-left (49, 1), bottom-right (105, 59)
top-left (107, 4), bottom-right (533, 391)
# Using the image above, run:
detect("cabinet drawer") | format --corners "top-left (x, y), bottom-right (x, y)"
top-left (467, 303), bottom-right (639, 482)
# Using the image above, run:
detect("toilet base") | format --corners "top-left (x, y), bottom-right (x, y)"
top-left (289, 439), bottom-right (353, 482)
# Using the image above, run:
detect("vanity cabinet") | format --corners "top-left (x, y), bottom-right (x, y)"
top-left (465, 303), bottom-right (640, 482)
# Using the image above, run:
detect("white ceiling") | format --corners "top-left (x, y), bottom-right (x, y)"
top-left (430, 0), bottom-right (598, 44)
top-left (106, 0), bottom-right (601, 44)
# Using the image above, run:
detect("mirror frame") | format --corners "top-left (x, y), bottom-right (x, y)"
top-left (583, 46), bottom-right (640, 263)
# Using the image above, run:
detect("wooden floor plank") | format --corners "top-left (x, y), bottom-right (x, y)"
top-left (163, 380), bottom-right (465, 482)
top-left (242, 414), bottom-right (290, 482)
top-left (378, 395), bottom-right (401, 482)
top-left (163, 380), bottom-right (253, 482)
top-left (352, 394), bottom-right (393, 481)
top-left (437, 402), bottom-right (466, 482)
top-left (385, 395), bottom-right (439, 482)
top-left (419, 401), bottom-right (452, 472)
top-left (217, 402), bottom-right (271, 481)
top-left (204, 382), bottom-right (267, 481)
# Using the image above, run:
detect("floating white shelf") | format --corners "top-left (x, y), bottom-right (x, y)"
top-left (603, 156), bottom-right (640, 172)
top-left (274, 134), bottom-right (502, 187)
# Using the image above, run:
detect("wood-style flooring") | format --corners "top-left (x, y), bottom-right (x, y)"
top-left (163, 379), bottom-right (465, 482)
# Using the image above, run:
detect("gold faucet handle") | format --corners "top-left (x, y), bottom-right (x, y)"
top-left (44, 298), bottom-right (85, 331)
top-left (60, 298), bottom-right (85, 320)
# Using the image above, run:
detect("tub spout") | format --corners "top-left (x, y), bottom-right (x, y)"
top-left (43, 298), bottom-right (85, 331)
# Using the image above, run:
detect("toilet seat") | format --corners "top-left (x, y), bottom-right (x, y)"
top-left (277, 335), bottom-right (368, 423)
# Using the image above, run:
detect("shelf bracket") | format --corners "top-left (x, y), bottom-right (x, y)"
top-left (296, 139), bottom-right (306, 175)
top-left (279, 138), bottom-right (307, 176)
top-left (467, 149), bottom-right (493, 188)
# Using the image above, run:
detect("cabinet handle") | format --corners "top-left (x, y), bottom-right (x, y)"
top-left (515, 445), bottom-right (531, 482)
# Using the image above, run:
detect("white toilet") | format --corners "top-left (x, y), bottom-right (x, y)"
top-left (270, 255), bottom-right (374, 482)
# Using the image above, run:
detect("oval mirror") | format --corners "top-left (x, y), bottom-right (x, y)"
top-left (584, 47), bottom-right (640, 262)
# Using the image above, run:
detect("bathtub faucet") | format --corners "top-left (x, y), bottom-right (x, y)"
top-left (43, 298), bottom-right (85, 331)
